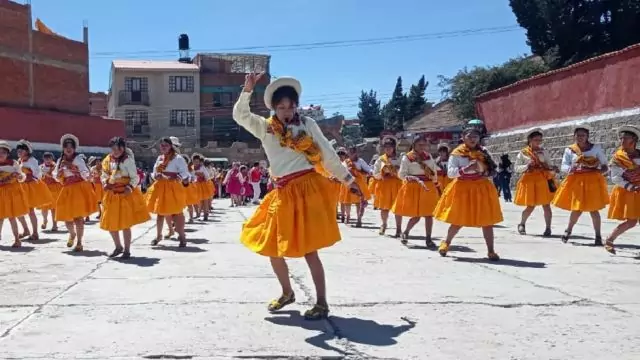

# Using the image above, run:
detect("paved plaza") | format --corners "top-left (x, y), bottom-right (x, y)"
top-left (0, 200), bottom-right (638, 359)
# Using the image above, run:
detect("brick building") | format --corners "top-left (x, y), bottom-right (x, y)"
top-left (0, 0), bottom-right (124, 154)
top-left (89, 91), bottom-right (108, 117)
top-left (194, 53), bottom-right (271, 147)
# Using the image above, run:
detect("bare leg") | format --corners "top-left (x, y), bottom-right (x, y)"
top-left (28, 209), bottom-right (38, 239)
top-left (304, 251), bottom-right (327, 306)
top-left (122, 228), bottom-right (132, 253)
top-left (51, 209), bottom-right (58, 230)
top-left (519, 206), bottom-right (535, 226)
top-left (9, 218), bottom-right (20, 246)
top-left (269, 257), bottom-right (293, 295)
top-left (403, 217), bottom-right (420, 236)
top-left (589, 211), bottom-right (602, 241)
top-left (424, 216), bottom-right (433, 238)
top-left (394, 215), bottom-right (403, 236)
top-left (41, 209), bottom-right (49, 229)
top-left (562, 211), bottom-right (582, 242)
top-left (482, 226), bottom-right (496, 254)
top-left (439, 225), bottom-right (462, 256)
top-left (17, 216), bottom-right (30, 237)
top-left (74, 217), bottom-right (84, 249)
top-left (542, 204), bottom-right (552, 232)
top-left (174, 213), bottom-right (187, 246)
top-left (65, 221), bottom-right (76, 248)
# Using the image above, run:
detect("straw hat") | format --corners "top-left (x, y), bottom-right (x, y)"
top-left (16, 139), bottom-right (33, 153)
top-left (525, 128), bottom-right (543, 140)
top-left (263, 77), bottom-right (302, 111)
top-left (0, 141), bottom-right (11, 152)
top-left (618, 125), bottom-right (640, 139)
top-left (573, 124), bottom-right (592, 134)
top-left (60, 134), bottom-right (79, 148)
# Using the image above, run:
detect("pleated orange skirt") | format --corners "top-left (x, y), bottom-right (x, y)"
top-left (437, 174), bottom-right (451, 190)
top-left (39, 182), bottom-right (62, 210)
top-left (185, 183), bottom-right (201, 206)
top-left (374, 177), bottom-right (402, 210)
top-left (21, 180), bottom-right (53, 209)
top-left (368, 177), bottom-right (378, 194)
top-left (552, 172), bottom-right (609, 212)
top-left (0, 182), bottom-right (29, 219)
top-left (434, 178), bottom-right (503, 227)
top-left (339, 175), bottom-right (371, 205)
top-left (391, 180), bottom-right (440, 217)
top-left (607, 186), bottom-right (640, 220)
top-left (55, 181), bottom-right (98, 222)
top-left (241, 171), bottom-right (340, 258)
top-left (194, 181), bottom-right (212, 201)
top-left (92, 182), bottom-right (104, 203)
top-left (100, 188), bottom-right (151, 231)
top-left (145, 179), bottom-right (186, 216)
top-left (514, 171), bottom-right (555, 207)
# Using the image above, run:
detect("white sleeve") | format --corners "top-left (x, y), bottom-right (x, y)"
top-left (428, 159), bottom-right (438, 183)
top-left (560, 148), bottom-right (573, 174)
top-left (232, 92), bottom-right (267, 140)
top-left (447, 155), bottom-right (464, 178)
top-left (398, 155), bottom-right (410, 181)
top-left (372, 158), bottom-right (384, 180)
top-left (174, 156), bottom-right (191, 180)
top-left (609, 162), bottom-right (629, 189)
top-left (305, 118), bottom-right (354, 185)
top-left (100, 160), bottom-right (110, 187)
top-left (595, 145), bottom-right (608, 167)
top-left (125, 158), bottom-right (140, 187)
top-left (28, 158), bottom-right (42, 179)
top-left (74, 157), bottom-right (90, 180)
top-left (151, 157), bottom-right (162, 179)
top-left (358, 158), bottom-right (373, 174)
top-left (514, 152), bottom-right (529, 174)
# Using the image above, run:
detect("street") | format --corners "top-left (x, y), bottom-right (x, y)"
top-left (0, 201), bottom-right (639, 360)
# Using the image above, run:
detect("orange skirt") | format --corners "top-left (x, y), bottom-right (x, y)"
top-left (194, 181), bottom-right (212, 201)
top-left (437, 174), bottom-right (451, 190)
top-left (39, 182), bottom-right (62, 210)
top-left (607, 186), bottom-right (640, 220)
top-left (100, 188), bottom-right (151, 231)
top-left (241, 171), bottom-right (339, 258)
top-left (434, 178), bottom-right (503, 227)
top-left (21, 180), bottom-right (53, 209)
top-left (339, 175), bottom-right (371, 205)
top-left (0, 182), bottom-right (29, 219)
top-left (552, 172), bottom-right (609, 212)
top-left (185, 183), bottom-right (201, 206)
top-left (374, 176), bottom-right (402, 210)
top-left (514, 171), bottom-right (555, 207)
top-left (55, 181), bottom-right (98, 222)
top-left (145, 179), bottom-right (186, 216)
top-left (92, 182), bottom-right (104, 203)
top-left (391, 180), bottom-right (440, 217)
top-left (368, 177), bottom-right (378, 194)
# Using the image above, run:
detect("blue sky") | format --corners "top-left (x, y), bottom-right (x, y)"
top-left (29, 0), bottom-right (531, 117)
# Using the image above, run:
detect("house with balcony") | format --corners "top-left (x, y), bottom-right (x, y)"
top-left (107, 60), bottom-right (201, 146)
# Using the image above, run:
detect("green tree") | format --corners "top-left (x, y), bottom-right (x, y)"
top-left (406, 75), bottom-right (429, 121)
top-left (357, 90), bottom-right (383, 137)
top-left (439, 56), bottom-right (550, 120)
top-left (383, 76), bottom-right (407, 132)
top-left (509, 0), bottom-right (640, 68)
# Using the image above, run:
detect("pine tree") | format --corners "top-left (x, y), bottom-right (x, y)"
top-left (383, 76), bottom-right (407, 132)
top-left (357, 90), bottom-right (384, 138)
top-left (406, 75), bottom-right (428, 121)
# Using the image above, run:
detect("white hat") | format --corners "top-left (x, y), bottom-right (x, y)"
top-left (60, 134), bottom-right (80, 148)
top-left (525, 128), bottom-right (543, 139)
top-left (573, 124), bottom-right (592, 134)
top-left (168, 136), bottom-right (181, 153)
top-left (437, 142), bottom-right (450, 151)
top-left (618, 125), bottom-right (640, 139)
top-left (263, 77), bottom-right (302, 111)
top-left (336, 147), bottom-right (347, 155)
top-left (381, 134), bottom-right (398, 145)
top-left (0, 141), bottom-right (11, 152)
top-left (16, 139), bottom-right (33, 153)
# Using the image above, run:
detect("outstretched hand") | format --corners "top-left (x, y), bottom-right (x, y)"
top-left (243, 72), bottom-right (265, 93)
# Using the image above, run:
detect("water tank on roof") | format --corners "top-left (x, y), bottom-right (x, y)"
top-left (178, 34), bottom-right (191, 63)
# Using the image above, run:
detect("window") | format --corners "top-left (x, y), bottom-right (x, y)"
top-left (169, 76), bottom-right (194, 92)
top-left (124, 110), bottom-right (149, 134)
top-left (124, 77), bottom-right (148, 91)
top-left (212, 92), bottom-right (234, 107)
top-left (212, 93), bottom-right (222, 107)
top-left (170, 109), bottom-right (195, 127)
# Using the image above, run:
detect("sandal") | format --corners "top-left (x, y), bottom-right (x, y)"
top-left (517, 224), bottom-right (526, 235)
top-left (400, 232), bottom-right (408, 245)
top-left (425, 237), bottom-right (436, 249)
top-left (487, 251), bottom-right (500, 261)
top-left (66, 234), bottom-right (76, 248)
top-left (542, 228), bottom-right (552, 237)
top-left (604, 240), bottom-right (616, 255)
top-left (355, 221), bottom-right (362, 228)
top-left (109, 247), bottom-right (124, 258)
top-left (164, 231), bottom-right (175, 240)
top-left (151, 236), bottom-right (161, 246)
top-left (267, 293), bottom-right (296, 312)
top-left (122, 251), bottom-right (131, 259)
top-left (561, 230), bottom-right (571, 244)
top-left (379, 224), bottom-right (387, 236)
top-left (11, 240), bottom-right (21, 248)
top-left (178, 236), bottom-right (187, 248)
top-left (40, 223), bottom-right (47, 230)
top-left (73, 244), bottom-right (83, 252)
top-left (438, 242), bottom-right (449, 257)
top-left (304, 303), bottom-right (329, 321)
top-left (594, 236), bottom-right (603, 247)
top-left (393, 230), bottom-right (401, 239)
top-left (51, 226), bottom-right (59, 232)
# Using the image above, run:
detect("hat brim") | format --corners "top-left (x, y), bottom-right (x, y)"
top-left (618, 125), bottom-right (640, 139)
top-left (16, 140), bottom-right (33, 153)
top-left (573, 124), bottom-right (592, 133)
top-left (525, 128), bottom-right (544, 139)
top-left (0, 142), bottom-right (11, 152)
top-left (264, 77), bottom-right (302, 110)
top-left (60, 134), bottom-right (80, 148)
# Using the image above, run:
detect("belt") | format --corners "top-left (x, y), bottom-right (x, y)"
top-left (272, 169), bottom-right (314, 188)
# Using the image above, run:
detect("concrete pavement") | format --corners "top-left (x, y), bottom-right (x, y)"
top-left (0, 200), bottom-right (639, 359)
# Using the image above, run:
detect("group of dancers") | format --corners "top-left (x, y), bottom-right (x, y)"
top-left (0, 135), bottom-right (219, 258)
top-left (0, 73), bottom-right (637, 322)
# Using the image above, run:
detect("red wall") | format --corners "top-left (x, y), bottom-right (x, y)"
top-left (476, 44), bottom-right (640, 132)
top-left (0, 106), bottom-right (125, 147)
top-left (0, 0), bottom-right (89, 114)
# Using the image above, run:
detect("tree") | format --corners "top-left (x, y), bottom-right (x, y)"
top-left (406, 75), bottom-right (429, 121)
top-left (439, 55), bottom-right (550, 120)
top-left (357, 90), bottom-right (383, 137)
top-left (509, 0), bottom-right (640, 68)
top-left (383, 76), bottom-right (407, 132)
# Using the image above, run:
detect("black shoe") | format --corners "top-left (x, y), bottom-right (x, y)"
top-left (109, 247), bottom-right (124, 258)
top-left (121, 251), bottom-right (131, 259)
top-left (594, 236), bottom-right (603, 246)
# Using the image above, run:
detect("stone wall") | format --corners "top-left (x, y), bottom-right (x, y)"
top-left (483, 111), bottom-right (640, 183)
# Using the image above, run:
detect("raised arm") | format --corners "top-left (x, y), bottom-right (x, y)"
top-left (232, 92), bottom-right (267, 140)
top-left (372, 158), bottom-right (384, 180)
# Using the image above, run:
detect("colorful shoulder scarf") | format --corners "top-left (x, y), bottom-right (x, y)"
top-left (345, 158), bottom-right (367, 180)
top-left (610, 147), bottom-right (640, 185)
top-left (405, 150), bottom-right (434, 177)
top-left (379, 154), bottom-right (399, 177)
top-left (103, 154), bottom-right (131, 192)
top-left (155, 153), bottom-right (174, 174)
top-left (569, 143), bottom-right (599, 168)
top-left (522, 146), bottom-right (554, 179)
top-left (451, 144), bottom-right (496, 174)
top-left (267, 116), bottom-right (322, 169)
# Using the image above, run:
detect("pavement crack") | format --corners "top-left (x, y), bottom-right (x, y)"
top-left (0, 222), bottom-right (156, 340)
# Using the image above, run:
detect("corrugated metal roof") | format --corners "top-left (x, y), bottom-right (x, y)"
top-left (112, 60), bottom-right (199, 71)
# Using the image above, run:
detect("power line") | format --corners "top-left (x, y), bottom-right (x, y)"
top-left (91, 25), bottom-right (521, 58)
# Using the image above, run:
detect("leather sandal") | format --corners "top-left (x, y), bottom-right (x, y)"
top-left (268, 293), bottom-right (295, 312)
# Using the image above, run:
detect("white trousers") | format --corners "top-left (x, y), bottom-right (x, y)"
top-left (250, 182), bottom-right (261, 202)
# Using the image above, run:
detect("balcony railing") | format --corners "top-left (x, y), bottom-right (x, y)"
top-left (118, 90), bottom-right (150, 106)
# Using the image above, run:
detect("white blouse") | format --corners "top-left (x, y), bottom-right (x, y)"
top-left (447, 150), bottom-right (495, 179)
top-left (398, 154), bottom-right (438, 182)
top-left (191, 165), bottom-right (212, 181)
top-left (151, 155), bottom-right (190, 181)
top-left (0, 162), bottom-right (23, 181)
top-left (514, 149), bottom-right (552, 174)
top-left (233, 92), bottom-right (353, 185)
top-left (610, 157), bottom-right (640, 189)
top-left (372, 156), bottom-right (401, 180)
top-left (343, 158), bottom-right (372, 175)
top-left (19, 157), bottom-right (42, 180)
top-left (53, 156), bottom-right (90, 181)
top-left (101, 155), bottom-right (139, 188)
top-left (41, 162), bottom-right (55, 178)
top-left (560, 144), bottom-right (607, 174)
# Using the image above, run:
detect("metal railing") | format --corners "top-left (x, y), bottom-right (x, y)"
top-left (118, 90), bottom-right (150, 106)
